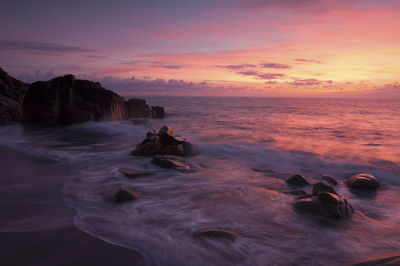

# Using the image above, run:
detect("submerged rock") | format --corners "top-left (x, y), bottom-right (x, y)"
top-left (152, 155), bottom-right (192, 172)
top-left (286, 174), bottom-right (311, 186)
top-left (320, 174), bottom-right (338, 186)
top-left (346, 173), bottom-right (379, 190)
top-left (132, 126), bottom-right (197, 157)
top-left (115, 188), bottom-right (140, 203)
top-left (0, 67), bottom-right (29, 123)
top-left (351, 250), bottom-right (400, 266)
top-left (312, 181), bottom-right (338, 196)
top-left (119, 168), bottom-right (152, 179)
top-left (294, 182), bottom-right (353, 219)
top-left (192, 229), bottom-right (239, 241)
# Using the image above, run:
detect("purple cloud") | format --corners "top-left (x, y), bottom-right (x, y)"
top-left (238, 70), bottom-right (285, 80)
top-left (0, 41), bottom-right (96, 54)
top-left (217, 64), bottom-right (257, 70)
top-left (260, 63), bottom-right (291, 69)
top-left (294, 58), bottom-right (323, 64)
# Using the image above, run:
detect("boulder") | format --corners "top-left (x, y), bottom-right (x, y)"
top-left (119, 168), bottom-right (152, 179)
top-left (312, 181), bottom-right (338, 196)
top-left (124, 98), bottom-right (152, 118)
top-left (320, 174), bottom-right (338, 186)
top-left (346, 173), bottom-right (379, 190)
top-left (286, 174), bottom-right (311, 186)
top-left (132, 126), bottom-right (197, 157)
top-left (0, 68), bottom-right (29, 123)
top-left (192, 229), bottom-right (239, 241)
top-left (115, 188), bottom-right (140, 203)
top-left (152, 155), bottom-right (192, 172)
top-left (294, 192), bottom-right (353, 219)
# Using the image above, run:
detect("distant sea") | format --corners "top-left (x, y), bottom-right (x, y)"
top-left (1, 97), bottom-right (400, 265)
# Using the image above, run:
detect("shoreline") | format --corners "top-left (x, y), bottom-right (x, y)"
top-left (0, 145), bottom-right (145, 266)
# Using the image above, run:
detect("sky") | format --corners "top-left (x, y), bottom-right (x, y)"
top-left (1, 0), bottom-right (400, 97)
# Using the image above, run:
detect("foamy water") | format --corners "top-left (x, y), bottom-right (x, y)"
top-left (1, 97), bottom-right (400, 265)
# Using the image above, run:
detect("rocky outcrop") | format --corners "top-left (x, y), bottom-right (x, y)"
top-left (115, 188), bottom-right (140, 203)
top-left (346, 173), bottom-right (379, 190)
top-left (0, 68), bottom-right (29, 123)
top-left (22, 74), bottom-right (164, 125)
top-left (294, 181), bottom-right (353, 219)
top-left (125, 98), bottom-right (165, 118)
top-left (286, 174), bottom-right (311, 186)
top-left (131, 126), bottom-right (197, 157)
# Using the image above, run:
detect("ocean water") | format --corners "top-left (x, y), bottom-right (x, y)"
top-left (1, 97), bottom-right (400, 265)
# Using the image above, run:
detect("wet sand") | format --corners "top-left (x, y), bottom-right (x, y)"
top-left (0, 145), bottom-right (145, 265)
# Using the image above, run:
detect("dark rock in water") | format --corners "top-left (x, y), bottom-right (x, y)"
top-left (320, 174), bottom-right (338, 186)
top-left (193, 229), bottom-right (239, 241)
top-left (132, 126), bottom-right (197, 157)
top-left (131, 135), bottom-right (162, 156)
top-left (294, 196), bottom-right (329, 217)
top-left (351, 250), bottom-right (400, 266)
top-left (22, 74), bottom-right (164, 125)
top-left (346, 173), bottom-right (379, 190)
top-left (119, 168), bottom-right (152, 179)
top-left (286, 174), bottom-right (311, 186)
top-left (0, 68), bottom-right (29, 123)
top-left (152, 155), bottom-right (191, 172)
top-left (312, 181), bottom-right (338, 196)
top-left (115, 188), bottom-right (140, 203)
top-left (283, 189), bottom-right (307, 196)
top-left (151, 106), bottom-right (165, 118)
top-left (124, 98), bottom-right (164, 118)
top-left (318, 192), bottom-right (353, 218)
top-left (294, 190), bottom-right (353, 219)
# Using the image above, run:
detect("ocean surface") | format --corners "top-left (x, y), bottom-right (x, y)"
top-left (1, 97), bottom-right (400, 265)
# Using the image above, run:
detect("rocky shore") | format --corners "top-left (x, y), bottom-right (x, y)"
top-left (0, 67), bottom-right (164, 125)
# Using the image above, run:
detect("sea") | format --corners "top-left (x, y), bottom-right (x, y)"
top-left (1, 96), bottom-right (400, 265)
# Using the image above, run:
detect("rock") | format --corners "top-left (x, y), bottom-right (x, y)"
top-left (23, 75), bottom-right (125, 125)
top-left (346, 173), bottom-right (379, 190)
top-left (0, 68), bottom-right (29, 123)
top-left (320, 174), bottom-right (338, 186)
top-left (152, 155), bottom-right (191, 172)
top-left (119, 168), bottom-right (151, 179)
top-left (318, 192), bottom-right (353, 218)
top-left (124, 98), bottom-right (152, 118)
top-left (151, 106), bottom-right (165, 118)
top-left (286, 174), bottom-right (311, 186)
top-left (192, 229), bottom-right (239, 241)
top-left (351, 250), bottom-right (400, 266)
top-left (294, 196), bottom-right (329, 217)
top-left (283, 189), bottom-right (307, 196)
top-left (131, 135), bottom-right (162, 156)
top-left (115, 188), bottom-right (140, 203)
top-left (131, 126), bottom-right (197, 157)
top-left (312, 181), bottom-right (338, 196)
top-left (21, 74), bottom-right (165, 125)
top-left (294, 190), bottom-right (353, 219)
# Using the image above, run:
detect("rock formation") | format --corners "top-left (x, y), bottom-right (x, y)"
top-left (346, 173), bottom-right (379, 190)
top-left (0, 68), bottom-right (29, 123)
top-left (131, 126), bottom-right (197, 157)
top-left (22, 74), bottom-right (164, 125)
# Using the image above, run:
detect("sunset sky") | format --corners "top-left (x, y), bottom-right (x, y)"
top-left (1, 0), bottom-right (399, 96)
